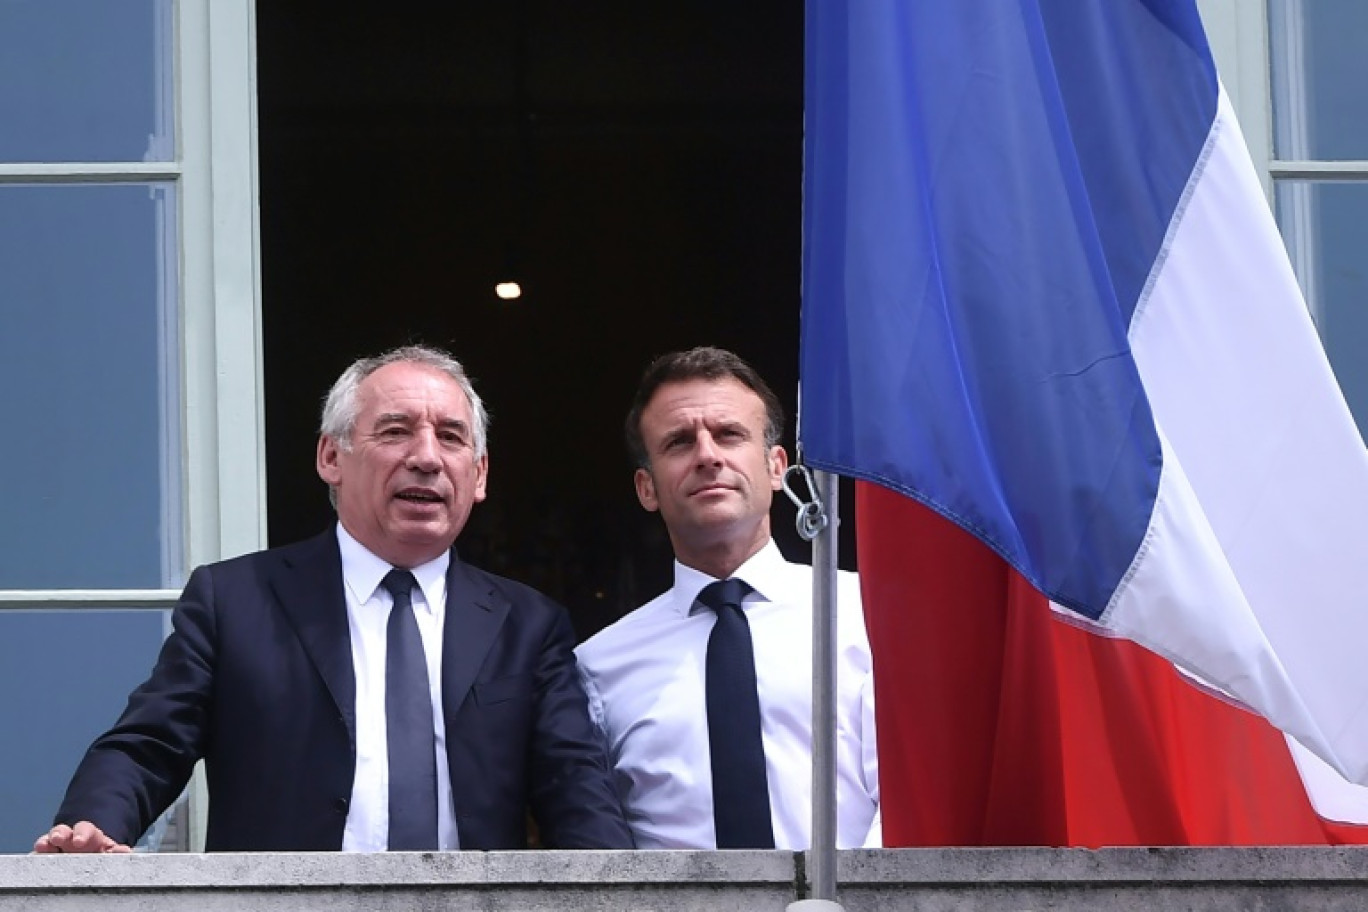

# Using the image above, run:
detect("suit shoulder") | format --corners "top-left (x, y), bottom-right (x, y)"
top-left (197, 531), bottom-right (333, 575)
top-left (456, 561), bottom-right (565, 616)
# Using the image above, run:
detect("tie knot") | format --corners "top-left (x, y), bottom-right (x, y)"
top-left (381, 568), bottom-right (418, 603)
top-left (698, 578), bottom-right (753, 613)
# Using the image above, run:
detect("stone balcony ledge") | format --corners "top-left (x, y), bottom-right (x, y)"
top-left (2, 846), bottom-right (1367, 911)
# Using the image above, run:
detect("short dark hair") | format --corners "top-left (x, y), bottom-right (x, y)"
top-left (624, 346), bottom-right (785, 469)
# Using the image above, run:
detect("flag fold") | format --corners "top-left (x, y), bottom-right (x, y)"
top-left (800, 0), bottom-right (1368, 838)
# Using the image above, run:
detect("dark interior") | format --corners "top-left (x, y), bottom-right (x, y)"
top-left (255, 3), bottom-right (842, 637)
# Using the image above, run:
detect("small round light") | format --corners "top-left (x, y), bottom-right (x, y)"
top-left (495, 282), bottom-right (522, 300)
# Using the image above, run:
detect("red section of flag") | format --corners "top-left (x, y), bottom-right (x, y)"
top-left (858, 482), bottom-right (1366, 846)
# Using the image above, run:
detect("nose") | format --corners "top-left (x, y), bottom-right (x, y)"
top-left (406, 428), bottom-right (442, 472)
top-left (694, 431), bottom-right (723, 466)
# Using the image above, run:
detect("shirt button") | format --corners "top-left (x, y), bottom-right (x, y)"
top-left (334, 797), bottom-right (349, 814)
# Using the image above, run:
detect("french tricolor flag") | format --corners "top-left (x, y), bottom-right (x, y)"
top-left (800, 0), bottom-right (1368, 844)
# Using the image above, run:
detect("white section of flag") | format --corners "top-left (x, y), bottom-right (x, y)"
top-left (1106, 85), bottom-right (1368, 786)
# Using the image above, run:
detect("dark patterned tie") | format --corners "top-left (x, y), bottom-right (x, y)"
top-left (698, 577), bottom-right (775, 849)
top-left (382, 568), bottom-right (439, 850)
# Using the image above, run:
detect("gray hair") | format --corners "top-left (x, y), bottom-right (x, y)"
top-left (320, 344), bottom-right (490, 460)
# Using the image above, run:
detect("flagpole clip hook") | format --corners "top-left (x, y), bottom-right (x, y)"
top-left (782, 464), bottom-right (829, 542)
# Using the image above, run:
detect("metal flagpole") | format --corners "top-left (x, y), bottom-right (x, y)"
top-left (783, 466), bottom-right (845, 912)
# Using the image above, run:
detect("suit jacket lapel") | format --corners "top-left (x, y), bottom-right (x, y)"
top-left (271, 529), bottom-right (356, 740)
top-left (442, 553), bottom-right (511, 718)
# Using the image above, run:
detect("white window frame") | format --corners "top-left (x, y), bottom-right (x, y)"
top-left (0, 0), bottom-right (265, 850)
top-left (1199, 0), bottom-right (1368, 325)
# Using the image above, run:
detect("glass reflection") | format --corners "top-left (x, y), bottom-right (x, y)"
top-left (0, 609), bottom-right (169, 854)
top-left (0, 0), bottom-right (172, 162)
top-left (1275, 180), bottom-right (1368, 442)
top-left (0, 184), bottom-right (181, 589)
top-left (1270, 0), bottom-right (1368, 160)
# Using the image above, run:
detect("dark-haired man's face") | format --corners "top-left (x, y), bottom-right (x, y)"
top-left (633, 378), bottom-right (786, 569)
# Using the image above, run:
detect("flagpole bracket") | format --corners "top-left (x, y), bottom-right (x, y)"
top-left (782, 464), bottom-right (829, 541)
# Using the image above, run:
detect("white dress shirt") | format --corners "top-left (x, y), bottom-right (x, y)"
top-left (575, 540), bottom-right (880, 850)
top-left (336, 524), bottom-right (459, 851)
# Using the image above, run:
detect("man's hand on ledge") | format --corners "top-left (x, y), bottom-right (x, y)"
top-left (33, 822), bottom-right (132, 854)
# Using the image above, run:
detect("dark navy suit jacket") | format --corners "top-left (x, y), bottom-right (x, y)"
top-left (55, 529), bottom-right (632, 851)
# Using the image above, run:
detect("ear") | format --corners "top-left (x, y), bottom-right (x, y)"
top-left (472, 452), bottom-right (490, 503)
top-left (767, 445), bottom-right (789, 491)
top-left (317, 436), bottom-right (343, 486)
top-left (634, 466), bottom-right (660, 512)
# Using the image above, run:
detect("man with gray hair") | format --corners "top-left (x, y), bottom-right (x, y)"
top-left (38, 345), bottom-right (631, 854)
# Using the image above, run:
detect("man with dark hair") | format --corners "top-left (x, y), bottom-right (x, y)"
top-left (577, 346), bottom-right (879, 850)
top-left (37, 344), bottom-right (632, 854)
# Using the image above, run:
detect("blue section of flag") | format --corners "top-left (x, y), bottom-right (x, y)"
top-left (800, 0), bottom-right (1217, 618)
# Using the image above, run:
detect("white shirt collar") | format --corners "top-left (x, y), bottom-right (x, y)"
top-left (335, 522), bottom-right (450, 611)
top-left (669, 538), bottom-right (789, 617)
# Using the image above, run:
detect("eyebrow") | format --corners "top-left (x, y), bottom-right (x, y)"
top-left (371, 413), bottom-right (469, 432)
top-left (373, 412), bottom-right (413, 426)
top-left (436, 418), bottom-right (471, 435)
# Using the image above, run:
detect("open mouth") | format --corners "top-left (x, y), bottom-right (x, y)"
top-left (396, 490), bottom-right (443, 504)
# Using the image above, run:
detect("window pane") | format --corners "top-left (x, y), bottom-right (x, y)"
top-left (1275, 180), bottom-right (1368, 443)
top-left (0, 184), bottom-right (182, 589)
top-left (1269, 0), bottom-right (1368, 160)
top-left (0, 609), bottom-right (169, 854)
top-left (0, 0), bottom-right (172, 162)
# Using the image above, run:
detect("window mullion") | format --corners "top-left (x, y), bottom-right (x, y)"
top-left (0, 590), bottom-right (180, 609)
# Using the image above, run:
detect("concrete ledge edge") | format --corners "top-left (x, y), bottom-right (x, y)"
top-left (4, 846), bottom-right (1368, 892)
top-left (0, 849), bottom-right (795, 890)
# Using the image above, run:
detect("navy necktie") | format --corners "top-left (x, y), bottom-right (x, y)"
top-left (698, 577), bottom-right (776, 849)
top-left (382, 568), bottom-right (439, 851)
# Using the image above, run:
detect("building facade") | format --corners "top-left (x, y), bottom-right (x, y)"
top-left (0, 0), bottom-right (1361, 852)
